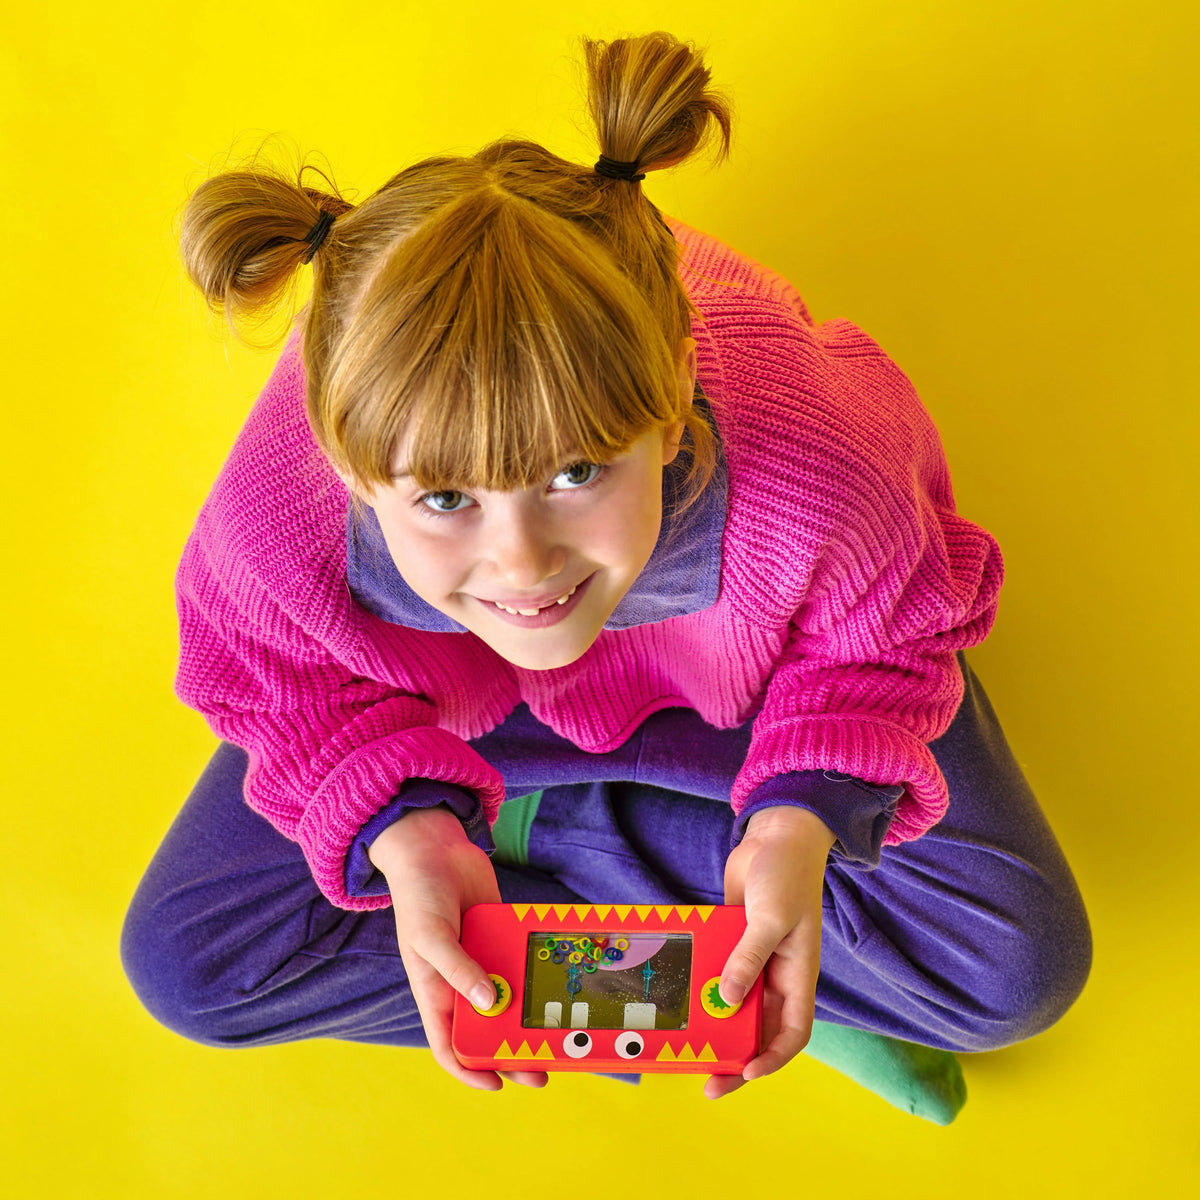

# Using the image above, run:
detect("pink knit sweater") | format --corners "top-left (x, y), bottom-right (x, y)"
top-left (175, 218), bottom-right (1004, 910)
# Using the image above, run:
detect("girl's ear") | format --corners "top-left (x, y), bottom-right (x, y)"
top-left (329, 462), bottom-right (376, 505)
top-left (662, 336), bottom-right (698, 466)
top-left (330, 463), bottom-right (356, 493)
top-left (678, 336), bottom-right (698, 405)
top-left (661, 418), bottom-right (686, 465)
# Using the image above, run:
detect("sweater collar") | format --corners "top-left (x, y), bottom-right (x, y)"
top-left (346, 385), bottom-right (727, 633)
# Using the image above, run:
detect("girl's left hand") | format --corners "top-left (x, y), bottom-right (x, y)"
top-left (706, 805), bottom-right (837, 1100)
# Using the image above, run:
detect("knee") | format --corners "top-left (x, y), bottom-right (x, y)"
top-left (120, 885), bottom-right (240, 1048)
top-left (944, 883), bottom-right (1093, 1053)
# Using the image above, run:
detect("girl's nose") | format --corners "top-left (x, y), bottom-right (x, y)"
top-left (489, 507), bottom-right (566, 589)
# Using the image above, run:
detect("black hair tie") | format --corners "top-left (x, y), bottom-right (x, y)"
top-left (301, 210), bottom-right (336, 263)
top-left (594, 155), bottom-right (646, 183)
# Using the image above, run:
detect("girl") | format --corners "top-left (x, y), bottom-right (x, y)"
top-left (122, 31), bottom-right (1091, 1119)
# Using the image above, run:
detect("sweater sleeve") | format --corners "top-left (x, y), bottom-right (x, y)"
top-left (174, 498), bottom-right (506, 914)
top-left (727, 322), bottom-right (1005, 844)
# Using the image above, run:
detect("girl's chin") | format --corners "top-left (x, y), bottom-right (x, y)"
top-left (488, 635), bottom-right (596, 671)
top-left (473, 617), bottom-right (605, 671)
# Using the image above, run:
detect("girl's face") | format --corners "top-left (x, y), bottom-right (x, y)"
top-left (360, 340), bottom-right (697, 671)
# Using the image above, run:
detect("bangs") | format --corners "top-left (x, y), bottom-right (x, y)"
top-left (321, 187), bottom-right (681, 495)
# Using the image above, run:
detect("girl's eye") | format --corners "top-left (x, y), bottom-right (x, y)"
top-left (551, 461), bottom-right (603, 490)
top-left (419, 490), bottom-right (475, 514)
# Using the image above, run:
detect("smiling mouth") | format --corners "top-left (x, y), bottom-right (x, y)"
top-left (491, 583), bottom-right (580, 616)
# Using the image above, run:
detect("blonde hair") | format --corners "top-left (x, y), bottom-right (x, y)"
top-left (179, 32), bottom-right (732, 513)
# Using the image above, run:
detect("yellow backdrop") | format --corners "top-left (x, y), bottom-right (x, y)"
top-left (4, 1), bottom-right (1196, 1196)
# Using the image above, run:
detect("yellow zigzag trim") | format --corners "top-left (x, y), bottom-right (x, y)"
top-left (515, 902), bottom-right (714, 925)
top-left (654, 1041), bottom-right (718, 1062)
top-left (495, 1038), bottom-right (555, 1060)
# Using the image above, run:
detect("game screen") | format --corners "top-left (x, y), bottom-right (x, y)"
top-left (521, 931), bottom-right (692, 1031)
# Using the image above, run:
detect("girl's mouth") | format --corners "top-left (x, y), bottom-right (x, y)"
top-left (474, 573), bottom-right (594, 628)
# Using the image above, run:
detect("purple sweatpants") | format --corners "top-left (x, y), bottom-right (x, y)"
top-left (121, 655), bottom-right (1091, 1054)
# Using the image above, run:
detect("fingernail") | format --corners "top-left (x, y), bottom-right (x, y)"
top-left (470, 982), bottom-right (494, 1009)
top-left (720, 978), bottom-right (747, 1006)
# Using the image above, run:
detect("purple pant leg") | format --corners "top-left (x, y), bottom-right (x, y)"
top-left (122, 654), bottom-right (1090, 1054)
top-left (119, 743), bottom-right (584, 1048)
top-left (814, 658), bottom-right (1093, 1051)
top-left (517, 655), bottom-right (1092, 1052)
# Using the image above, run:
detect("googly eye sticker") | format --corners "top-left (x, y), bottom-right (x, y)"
top-left (563, 1030), bottom-right (593, 1058)
top-left (614, 1031), bottom-right (646, 1060)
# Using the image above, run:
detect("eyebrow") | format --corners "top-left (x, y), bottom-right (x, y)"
top-left (388, 450), bottom-right (611, 486)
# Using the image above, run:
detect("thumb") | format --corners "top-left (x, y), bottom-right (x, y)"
top-left (402, 909), bottom-right (495, 1011)
top-left (719, 919), bottom-right (780, 1008)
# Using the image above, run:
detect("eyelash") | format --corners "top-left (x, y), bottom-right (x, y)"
top-left (414, 461), bottom-right (609, 519)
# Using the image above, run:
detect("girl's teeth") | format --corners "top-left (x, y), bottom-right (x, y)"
top-left (494, 583), bottom-right (578, 617)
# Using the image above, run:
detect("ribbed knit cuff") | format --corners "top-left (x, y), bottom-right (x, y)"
top-left (732, 770), bottom-right (902, 869)
top-left (296, 719), bottom-right (507, 910)
top-left (345, 778), bottom-right (493, 899)
top-left (735, 716), bottom-right (947, 845)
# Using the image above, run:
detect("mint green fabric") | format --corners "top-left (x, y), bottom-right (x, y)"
top-left (802, 1020), bottom-right (967, 1124)
top-left (490, 791), bottom-right (543, 867)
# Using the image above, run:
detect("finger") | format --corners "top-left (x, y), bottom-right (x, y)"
top-left (401, 910), bottom-right (496, 1012)
top-left (744, 930), bottom-right (820, 1081)
top-left (403, 946), bottom-right (503, 1091)
top-left (718, 914), bottom-right (790, 1008)
top-left (498, 1070), bottom-right (550, 1088)
top-left (704, 1073), bottom-right (749, 1100)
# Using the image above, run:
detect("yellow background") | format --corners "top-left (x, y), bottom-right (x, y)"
top-left (4, 1), bottom-right (1197, 1195)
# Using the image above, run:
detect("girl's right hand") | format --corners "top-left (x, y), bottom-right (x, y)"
top-left (367, 804), bottom-right (549, 1091)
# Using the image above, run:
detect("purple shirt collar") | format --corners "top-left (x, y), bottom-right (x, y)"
top-left (346, 386), bottom-right (728, 633)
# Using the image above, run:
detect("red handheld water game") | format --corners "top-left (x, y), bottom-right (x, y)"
top-left (451, 903), bottom-right (763, 1074)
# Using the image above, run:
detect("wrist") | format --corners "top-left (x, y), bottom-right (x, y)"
top-left (366, 802), bottom-right (465, 874)
top-left (743, 805), bottom-right (837, 852)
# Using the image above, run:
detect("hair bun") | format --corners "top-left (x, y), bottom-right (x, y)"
top-left (178, 149), bottom-right (352, 341)
top-left (583, 31), bottom-right (732, 179)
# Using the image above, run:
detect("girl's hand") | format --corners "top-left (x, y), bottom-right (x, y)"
top-left (706, 805), bottom-right (837, 1100)
top-left (367, 805), bottom-right (549, 1091)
